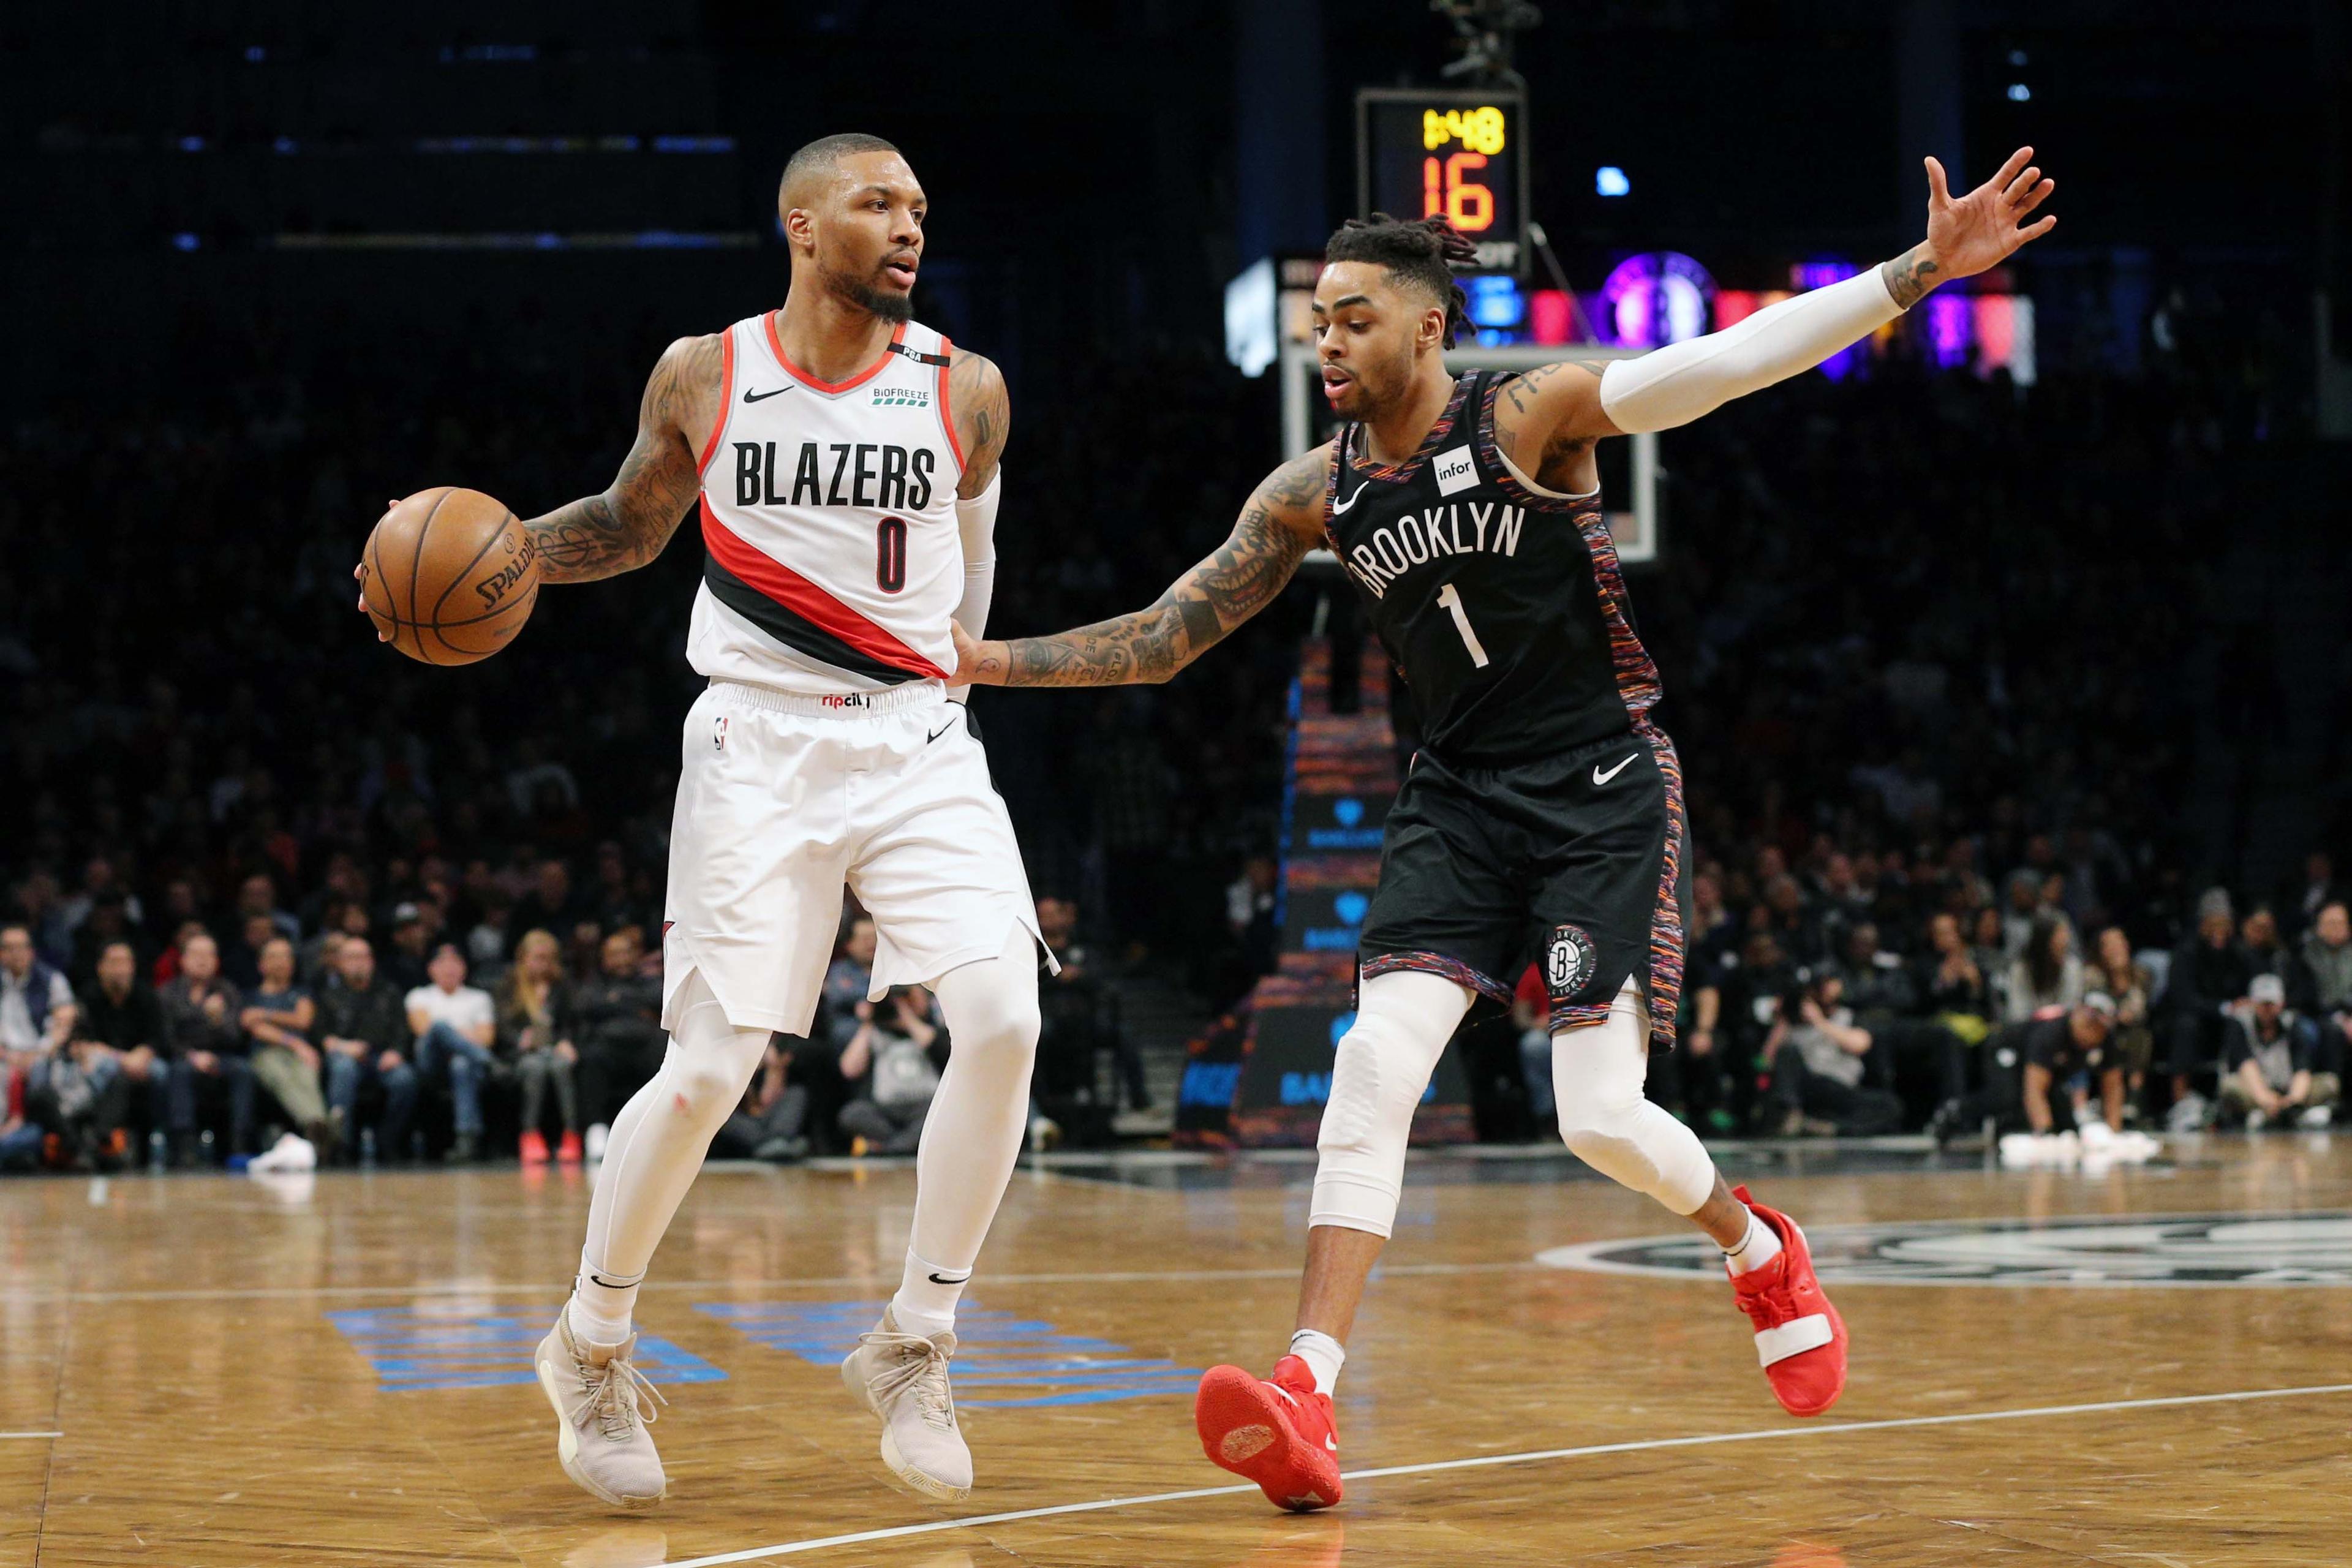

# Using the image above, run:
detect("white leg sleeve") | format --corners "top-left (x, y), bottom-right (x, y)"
top-left (905, 921), bottom-right (1041, 1272)
top-left (1310, 970), bottom-right (1474, 1238)
top-left (580, 967), bottom-right (772, 1286)
top-left (1553, 979), bottom-right (1719, 1216)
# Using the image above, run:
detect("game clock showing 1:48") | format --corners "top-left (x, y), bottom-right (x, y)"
top-left (1355, 88), bottom-right (1528, 277)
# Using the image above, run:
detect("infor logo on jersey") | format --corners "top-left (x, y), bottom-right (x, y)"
top-left (1432, 445), bottom-right (1478, 496)
top-left (871, 385), bottom-right (932, 409)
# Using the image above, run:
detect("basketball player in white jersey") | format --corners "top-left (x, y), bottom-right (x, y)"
top-left (358, 134), bottom-right (1047, 1509)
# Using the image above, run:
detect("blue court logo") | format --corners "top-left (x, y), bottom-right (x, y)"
top-left (1333, 797), bottom-right (1364, 826)
top-left (1329, 1011), bottom-right (1356, 1045)
top-left (1335, 891), bottom-right (1370, 924)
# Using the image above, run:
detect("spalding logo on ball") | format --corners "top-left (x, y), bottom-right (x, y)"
top-left (361, 486), bottom-right (540, 666)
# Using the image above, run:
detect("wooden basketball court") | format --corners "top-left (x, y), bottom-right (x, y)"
top-left (7, 1137), bottom-right (2349, 1566)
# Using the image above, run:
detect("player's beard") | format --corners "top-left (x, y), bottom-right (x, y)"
top-left (823, 259), bottom-right (914, 323)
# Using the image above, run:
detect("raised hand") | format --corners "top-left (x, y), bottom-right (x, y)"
top-left (1887, 147), bottom-right (2057, 306)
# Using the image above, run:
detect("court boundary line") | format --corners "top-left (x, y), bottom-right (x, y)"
top-left (655, 1381), bottom-right (2352, 1566)
top-left (0, 1260), bottom-right (1539, 1308)
top-left (0, 1432), bottom-right (62, 1441)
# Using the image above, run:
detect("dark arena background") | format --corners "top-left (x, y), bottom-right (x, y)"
top-left (6, 4), bottom-right (2352, 1565)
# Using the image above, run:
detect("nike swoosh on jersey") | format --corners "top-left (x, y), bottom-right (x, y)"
top-left (1593, 753), bottom-right (1640, 785)
top-left (1329, 480), bottom-right (1372, 516)
top-left (742, 386), bottom-right (791, 402)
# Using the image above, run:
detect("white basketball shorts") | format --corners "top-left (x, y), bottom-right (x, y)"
top-left (660, 678), bottom-right (1055, 1035)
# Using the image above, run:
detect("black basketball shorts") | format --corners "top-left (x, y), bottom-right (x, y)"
top-left (1357, 722), bottom-right (1688, 1046)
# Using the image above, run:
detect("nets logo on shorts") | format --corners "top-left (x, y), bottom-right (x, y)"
top-left (1536, 1211), bottom-right (2352, 1287)
top-left (1545, 924), bottom-right (1596, 998)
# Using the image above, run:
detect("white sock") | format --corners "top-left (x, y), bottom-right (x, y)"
top-left (1288, 1329), bottom-right (1346, 1395)
top-left (890, 1250), bottom-right (969, 1338)
top-left (890, 925), bottom-right (1042, 1341)
top-left (1722, 1208), bottom-right (1784, 1276)
top-left (569, 1262), bottom-right (638, 1344)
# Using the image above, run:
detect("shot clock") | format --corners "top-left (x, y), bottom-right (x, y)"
top-left (1355, 88), bottom-right (1529, 276)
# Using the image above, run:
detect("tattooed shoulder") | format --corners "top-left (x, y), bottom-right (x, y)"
top-left (1256, 446), bottom-right (1333, 529)
top-left (652, 333), bottom-right (727, 437)
top-left (948, 349), bottom-right (1011, 494)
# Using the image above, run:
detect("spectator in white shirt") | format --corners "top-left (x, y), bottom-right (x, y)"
top-left (406, 944), bottom-right (497, 1161)
top-left (1, 924), bottom-right (76, 1057)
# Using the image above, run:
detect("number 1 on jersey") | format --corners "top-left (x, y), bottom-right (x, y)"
top-left (1436, 582), bottom-right (1490, 668)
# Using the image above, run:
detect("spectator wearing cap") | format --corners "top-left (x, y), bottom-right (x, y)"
top-left (382, 902), bottom-right (432, 993)
top-left (2220, 973), bottom-right (2337, 1130)
top-left (2162, 888), bottom-right (2255, 1124)
top-left (405, 943), bottom-right (497, 1162)
top-left (2019, 992), bottom-right (2127, 1134)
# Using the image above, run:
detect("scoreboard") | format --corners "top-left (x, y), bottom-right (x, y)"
top-left (1355, 88), bottom-right (1528, 277)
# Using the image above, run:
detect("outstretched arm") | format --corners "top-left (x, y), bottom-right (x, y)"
top-left (523, 333), bottom-right (726, 582)
top-left (1495, 146), bottom-right (2059, 456)
top-left (953, 447), bottom-right (1328, 688)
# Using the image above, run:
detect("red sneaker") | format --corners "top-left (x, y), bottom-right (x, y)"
top-left (556, 1129), bottom-right (584, 1164)
top-left (1194, 1356), bottom-right (1343, 1512)
top-left (1727, 1185), bottom-right (1847, 1417)
top-left (518, 1129), bottom-right (550, 1166)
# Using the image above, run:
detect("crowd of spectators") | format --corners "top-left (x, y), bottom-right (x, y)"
top-left (1, 284), bottom-right (2328, 1169)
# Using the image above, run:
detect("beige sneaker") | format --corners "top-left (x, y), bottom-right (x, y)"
top-left (840, 1308), bottom-right (973, 1501)
top-left (534, 1308), bottom-right (668, 1509)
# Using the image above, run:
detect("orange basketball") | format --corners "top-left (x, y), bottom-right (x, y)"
top-left (361, 487), bottom-right (539, 666)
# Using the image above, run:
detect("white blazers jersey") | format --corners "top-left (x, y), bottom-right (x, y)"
top-left (688, 314), bottom-right (965, 693)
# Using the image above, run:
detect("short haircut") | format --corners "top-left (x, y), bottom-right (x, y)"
top-left (1324, 214), bottom-right (1477, 346)
top-left (780, 133), bottom-right (902, 203)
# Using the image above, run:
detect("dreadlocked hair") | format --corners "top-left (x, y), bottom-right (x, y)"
top-left (1324, 214), bottom-right (1479, 346)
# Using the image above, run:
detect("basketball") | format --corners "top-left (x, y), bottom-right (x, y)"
top-left (361, 486), bottom-right (538, 666)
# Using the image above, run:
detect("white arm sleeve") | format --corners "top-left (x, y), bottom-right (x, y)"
top-left (1597, 266), bottom-right (1904, 434)
top-left (947, 471), bottom-right (1000, 704)
top-left (952, 470), bottom-right (1000, 636)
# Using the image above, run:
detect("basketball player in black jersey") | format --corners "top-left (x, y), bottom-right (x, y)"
top-left (954, 148), bottom-right (2056, 1511)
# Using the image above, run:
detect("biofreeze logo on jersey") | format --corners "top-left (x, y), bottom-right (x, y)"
top-left (1339, 502), bottom-right (1527, 600)
top-left (1432, 445), bottom-right (1477, 496)
top-left (870, 386), bottom-right (931, 409)
top-left (734, 441), bottom-right (937, 511)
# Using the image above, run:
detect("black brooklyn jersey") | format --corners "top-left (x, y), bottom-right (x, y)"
top-left (1324, 371), bottom-right (1662, 766)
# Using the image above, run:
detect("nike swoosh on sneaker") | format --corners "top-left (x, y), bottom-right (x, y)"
top-left (1593, 752), bottom-right (1639, 785)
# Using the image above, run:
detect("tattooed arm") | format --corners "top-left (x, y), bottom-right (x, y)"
top-left (1493, 148), bottom-right (2057, 464)
top-left (948, 348), bottom-right (1009, 498)
top-left (522, 333), bottom-right (725, 583)
top-left (951, 447), bottom-right (1329, 688)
